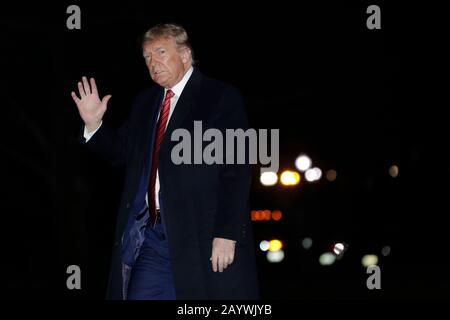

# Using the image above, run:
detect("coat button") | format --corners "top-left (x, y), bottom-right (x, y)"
top-left (242, 224), bottom-right (247, 237)
top-left (126, 202), bottom-right (130, 209)
top-left (114, 241), bottom-right (119, 247)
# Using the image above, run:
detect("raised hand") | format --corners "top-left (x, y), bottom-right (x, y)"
top-left (71, 76), bottom-right (111, 132)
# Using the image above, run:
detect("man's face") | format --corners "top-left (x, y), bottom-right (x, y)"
top-left (143, 37), bottom-right (190, 88)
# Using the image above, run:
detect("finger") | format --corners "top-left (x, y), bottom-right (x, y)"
top-left (222, 256), bottom-right (229, 270)
top-left (78, 81), bottom-right (86, 98)
top-left (229, 253), bottom-right (234, 265)
top-left (71, 91), bottom-right (80, 104)
top-left (211, 254), bottom-right (218, 272)
top-left (218, 255), bottom-right (224, 273)
top-left (102, 94), bottom-right (112, 106)
top-left (90, 78), bottom-right (98, 96)
top-left (82, 76), bottom-right (91, 95)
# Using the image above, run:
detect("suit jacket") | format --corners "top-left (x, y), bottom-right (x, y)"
top-left (81, 68), bottom-right (258, 299)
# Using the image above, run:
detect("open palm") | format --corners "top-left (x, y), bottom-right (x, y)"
top-left (71, 76), bottom-right (111, 132)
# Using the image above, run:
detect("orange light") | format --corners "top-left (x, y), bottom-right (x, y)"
top-left (271, 210), bottom-right (282, 221)
top-left (251, 210), bottom-right (283, 221)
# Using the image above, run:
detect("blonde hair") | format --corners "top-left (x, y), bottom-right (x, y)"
top-left (142, 23), bottom-right (194, 64)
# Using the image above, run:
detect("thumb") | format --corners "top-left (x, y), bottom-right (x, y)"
top-left (102, 94), bottom-right (112, 106)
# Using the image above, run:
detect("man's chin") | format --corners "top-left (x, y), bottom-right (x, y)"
top-left (151, 76), bottom-right (169, 87)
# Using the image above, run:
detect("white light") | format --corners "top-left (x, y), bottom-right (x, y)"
top-left (295, 155), bottom-right (312, 172)
top-left (305, 167), bottom-right (322, 182)
top-left (319, 252), bottom-right (336, 266)
top-left (313, 167), bottom-right (322, 180)
top-left (260, 171), bottom-right (278, 186)
top-left (305, 169), bottom-right (316, 182)
top-left (266, 250), bottom-right (285, 263)
top-left (302, 237), bottom-right (313, 250)
top-left (362, 254), bottom-right (379, 267)
top-left (333, 243), bottom-right (345, 255)
top-left (381, 246), bottom-right (391, 256)
top-left (259, 240), bottom-right (270, 252)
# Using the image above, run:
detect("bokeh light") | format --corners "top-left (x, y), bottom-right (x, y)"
top-left (280, 170), bottom-right (301, 186)
top-left (260, 171), bottom-right (278, 186)
top-left (295, 154), bottom-right (312, 172)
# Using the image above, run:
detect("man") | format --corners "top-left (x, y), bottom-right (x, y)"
top-left (71, 23), bottom-right (258, 299)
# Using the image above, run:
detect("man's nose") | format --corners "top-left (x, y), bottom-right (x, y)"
top-left (149, 59), bottom-right (159, 70)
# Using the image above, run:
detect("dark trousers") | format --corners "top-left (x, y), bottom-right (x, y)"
top-left (127, 220), bottom-right (176, 300)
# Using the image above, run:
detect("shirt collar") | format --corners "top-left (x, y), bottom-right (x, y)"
top-left (165, 66), bottom-right (194, 97)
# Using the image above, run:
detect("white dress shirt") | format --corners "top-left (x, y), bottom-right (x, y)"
top-left (83, 66), bottom-right (194, 210)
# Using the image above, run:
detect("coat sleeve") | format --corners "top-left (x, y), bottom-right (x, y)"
top-left (211, 85), bottom-right (252, 242)
top-left (78, 119), bottom-right (129, 167)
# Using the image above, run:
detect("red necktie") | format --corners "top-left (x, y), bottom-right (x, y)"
top-left (148, 89), bottom-right (174, 227)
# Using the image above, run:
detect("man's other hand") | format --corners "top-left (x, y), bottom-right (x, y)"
top-left (211, 237), bottom-right (236, 272)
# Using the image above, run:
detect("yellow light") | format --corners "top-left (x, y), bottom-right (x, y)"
top-left (361, 254), bottom-right (379, 267)
top-left (269, 239), bottom-right (283, 252)
top-left (280, 170), bottom-right (300, 186)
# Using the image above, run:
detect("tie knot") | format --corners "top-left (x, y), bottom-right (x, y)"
top-left (165, 89), bottom-right (174, 100)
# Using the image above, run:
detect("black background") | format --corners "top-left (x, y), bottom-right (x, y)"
top-left (1, 1), bottom-right (448, 300)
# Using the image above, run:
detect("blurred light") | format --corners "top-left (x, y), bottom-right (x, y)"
top-left (362, 254), bottom-right (379, 267)
top-left (266, 250), bottom-right (285, 263)
top-left (302, 237), bottom-right (313, 249)
top-left (259, 240), bottom-right (270, 252)
top-left (271, 210), bottom-right (282, 221)
top-left (305, 169), bottom-right (315, 182)
top-left (333, 243), bottom-right (345, 255)
top-left (305, 167), bottom-right (322, 182)
top-left (326, 169), bottom-right (337, 181)
top-left (389, 165), bottom-right (399, 178)
top-left (251, 210), bottom-right (265, 221)
top-left (381, 246), bottom-right (391, 256)
top-left (319, 252), bottom-right (336, 266)
top-left (280, 170), bottom-right (300, 186)
top-left (269, 239), bottom-right (283, 252)
top-left (295, 154), bottom-right (312, 172)
top-left (252, 209), bottom-right (283, 221)
top-left (260, 171), bottom-right (278, 186)
top-left (252, 210), bottom-right (264, 221)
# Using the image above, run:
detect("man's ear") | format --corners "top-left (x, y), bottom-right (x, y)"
top-left (181, 47), bottom-right (191, 64)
